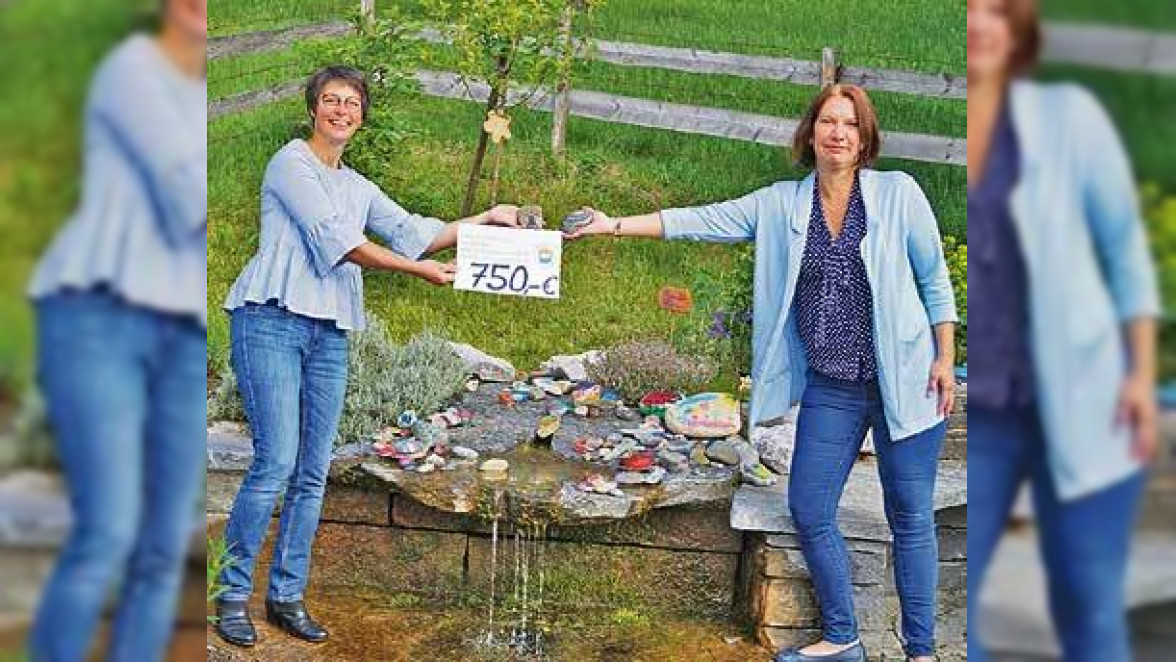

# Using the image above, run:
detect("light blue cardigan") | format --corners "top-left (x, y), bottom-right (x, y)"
top-left (1007, 81), bottom-right (1161, 500)
top-left (661, 169), bottom-right (958, 441)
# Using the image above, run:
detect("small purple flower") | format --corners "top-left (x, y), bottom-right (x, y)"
top-left (707, 311), bottom-right (732, 339)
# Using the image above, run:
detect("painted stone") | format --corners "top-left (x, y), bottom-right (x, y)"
top-left (619, 450), bottom-right (656, 472)
top-left (479, 458), bottom-right (509, 479)
top-left (560, 208), bottom-right (594, 234)
top-left (658, 286), bottom-right (694, 314)
top-left (664, 392), bottom-right (742, 438)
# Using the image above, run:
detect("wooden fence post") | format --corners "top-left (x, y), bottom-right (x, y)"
top-left (820, 46), bottom-right (838, 87)
top-left (360, 0), bottom-right (375, 25)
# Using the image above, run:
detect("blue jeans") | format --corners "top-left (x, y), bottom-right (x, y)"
top-left (967, 405), bottom-right (1144, 662)
top-left (789, 371), bottom-right (944, 658)
top-left (220, 302), bottom-right (349, 603)
top-left (29, 289), bottom-right (207, 662)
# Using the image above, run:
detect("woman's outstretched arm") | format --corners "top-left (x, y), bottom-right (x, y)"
top-left (564, 212), bottom-right (665, 239)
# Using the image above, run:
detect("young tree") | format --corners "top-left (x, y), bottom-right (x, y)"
top-left (421, 0), bottom-right (575, 214)
top-left (551, 0), bottom-right (605, 156)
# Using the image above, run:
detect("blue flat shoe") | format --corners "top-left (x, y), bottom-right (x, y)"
top-left (774, 640), bottom-right (866, 662)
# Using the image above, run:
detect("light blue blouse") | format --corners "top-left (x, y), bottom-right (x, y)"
top-left (28, 34), bottom-right (208, 324)
top-left (662, 169), bottom-right (958, 441)
top-left (223, 139), bottom-right (445, 331)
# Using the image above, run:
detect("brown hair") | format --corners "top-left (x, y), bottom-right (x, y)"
top-left (792, 84), bottom-right (881, 169)
top-left (1007, 0), bottom-right (1041, 75)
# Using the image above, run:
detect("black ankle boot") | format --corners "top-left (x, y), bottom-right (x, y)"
top-left (265, 599), bottom-right (329, 643)
top-left (214, 599), bottom-right (257, 648)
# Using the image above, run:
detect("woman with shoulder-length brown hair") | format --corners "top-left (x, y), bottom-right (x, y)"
top-left (967, 0), bottom-right (1159, 660)
top-left (568, 84), bottom-right (958, 662)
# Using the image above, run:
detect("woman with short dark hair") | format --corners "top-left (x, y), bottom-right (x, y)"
top-left (27, 0), bottom-right (208, 660)
top-left (967, 0), bottom-right (1159, 660)
top-left (213, 64), bottom-right (520, 648)
top-left (568, 84), bottom-right (957, 662)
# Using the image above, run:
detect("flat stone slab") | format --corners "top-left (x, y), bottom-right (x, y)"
top-left (207, 422), bottom-right (254, 472)
top-left (360, 455), bottom-right (737, 524)
top-left (730, 459), bottom-right (967, 542)
top-left (979, 528), bottom-right (1176, 658)
top-left (391, 495), bottom-right (744, 553)
top-left (0, 471), bottom-right (70, 549)
top-left (208, 425), bottom-right (738, 523)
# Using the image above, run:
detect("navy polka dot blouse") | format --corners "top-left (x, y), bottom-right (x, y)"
top-left (793, 172), bottom-right (878, 383)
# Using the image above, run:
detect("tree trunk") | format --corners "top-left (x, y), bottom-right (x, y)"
top-left (550, 5), bottom-right (575, 156)
top-left (460, 85), bottom-right (502, 216)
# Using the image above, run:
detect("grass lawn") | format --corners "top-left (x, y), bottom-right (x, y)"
top-left (1041, 0), bottom-right (1176, 31)
top-left (0, 0), bottom-right (147, 392)
top-left (208, 0), bottom-right (356, 36)
top-left (208, 93), bottom-right (965, 375)
top-left (211, 1), bottom-right (967, 75)
top-left (379, 0), bottom-right (966, 75)
top-left (208, 38), bottom-right (336, 99)
top-left (1038, 65), bottom-right (1176, 191)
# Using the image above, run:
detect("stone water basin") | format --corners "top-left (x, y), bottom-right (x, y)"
top-left (359, 377), bottom-right (742, 524)
top-left (360, 440), bottom-right (739, 524)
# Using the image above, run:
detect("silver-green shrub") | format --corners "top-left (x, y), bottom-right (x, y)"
top-left (585, 339), bottom-right (716, 403)
top-left (207, 316), bottom-right (468, 446)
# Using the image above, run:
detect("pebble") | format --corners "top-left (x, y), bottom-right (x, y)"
top-left (665, 392), bottom-right (742, 438)
top-left (572, 384), bottom-right (603, 407)
top-left (690, 443), bottom-right (712, 466)
top-left (452, 445), bottom-right (480, 460)
top-left (395, 437), bottom-right (427, 458)
top-left (741, 462), bottom-right (778, 487)
top-left (705, 438), bottom-right (740, 465)
top-left (657, 449), bottom-right (689, 472)
top-left (480, 458), bottom-right (509, 471)
top-left (620, 450), bottom-right (656, 471)
top-left (600, 438), bottom-right (637, 462)
top-left (397, 410), bottom-right (418, 428)
top-left (560, 208), bottom-right (595, 234)
top-left (615, 403), bottom-right (639, 421)
top-left (614, 467), bottom-right (667, 485)
top-left (536, 414), bottom-right (561, 442)
top-left (577, 473), bottom-right (624, 497)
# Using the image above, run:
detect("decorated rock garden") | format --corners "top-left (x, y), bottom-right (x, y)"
top-left (206, 319), bottom-right (968, 660)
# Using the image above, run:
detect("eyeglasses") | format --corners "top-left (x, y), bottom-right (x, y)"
top-left (319, 94), bottom-right (363, 112)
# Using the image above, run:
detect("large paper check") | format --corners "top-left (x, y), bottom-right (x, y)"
top-left (454, 225), bottom-right (562, 299)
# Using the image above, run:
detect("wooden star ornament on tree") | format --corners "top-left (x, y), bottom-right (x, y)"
top-left (483, 109), bottom-right (512, 144)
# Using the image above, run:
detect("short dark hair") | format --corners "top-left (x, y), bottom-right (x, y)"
top-left (792, 84), bottom-right (881, 169)
top-left (1008, 0), bottom-right (1041, 76)
top-left (304, 65), bottom-right (370, 120)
